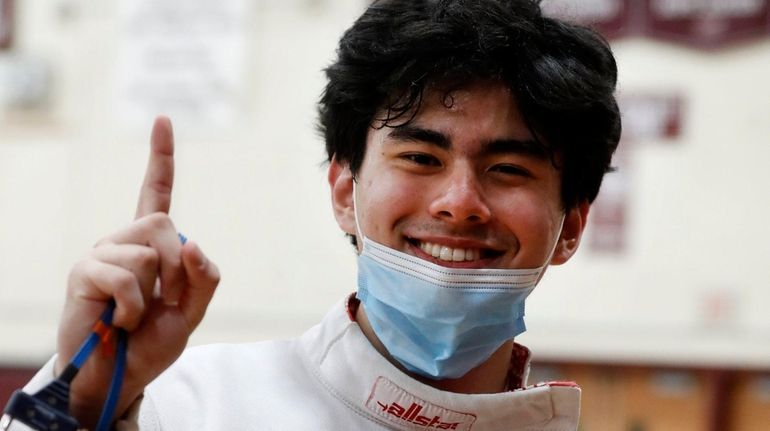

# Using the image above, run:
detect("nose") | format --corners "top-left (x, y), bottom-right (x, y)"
top-left (428, 167), bottom-right (491, 224)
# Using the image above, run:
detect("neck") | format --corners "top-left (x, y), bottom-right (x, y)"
top-left (355, 304), bottom-right (513, 394)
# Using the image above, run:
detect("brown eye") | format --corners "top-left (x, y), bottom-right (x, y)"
top-left (491, 164), bottom-right (532, 178)
top-left (403, 153), bottom-right (441, 167)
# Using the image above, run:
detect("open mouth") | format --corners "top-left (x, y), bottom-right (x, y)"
top-left (407, 238), bottom-right (504, 263)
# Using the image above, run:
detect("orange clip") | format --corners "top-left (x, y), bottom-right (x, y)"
top-left (93, 320), bottom-right (116, 358)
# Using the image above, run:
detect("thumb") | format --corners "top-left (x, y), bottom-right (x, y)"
top-left (179, 241), bottom-right (220, 329)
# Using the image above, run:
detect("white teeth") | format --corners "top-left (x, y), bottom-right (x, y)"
top-left (464, 249), bottom-right (472, 261)
top-left (418, 241), bottom-right (482, 262)
top-left (452, 248), bottom-right (464, 262)
top-left (440, 246), bottom-right (452, 261)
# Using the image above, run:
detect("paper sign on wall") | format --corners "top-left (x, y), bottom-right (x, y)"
top-left (115, 0), bottom-right (249, 133)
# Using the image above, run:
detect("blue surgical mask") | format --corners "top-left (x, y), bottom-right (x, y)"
top-left (353, 183), bottom-right (562, 379)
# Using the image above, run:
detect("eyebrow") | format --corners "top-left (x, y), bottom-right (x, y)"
top-left (388, 126), bottom-right (450, 149)
top-left (386, 125), bottom-right (550, 159)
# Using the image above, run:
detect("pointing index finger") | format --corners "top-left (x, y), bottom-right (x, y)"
top-left (136, 116), bottom-right (175, 219)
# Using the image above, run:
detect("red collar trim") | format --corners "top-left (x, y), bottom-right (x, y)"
top-left (346, 293), bottom-right (360, 322)
top-left (345, 293), bottom-right (531, 390)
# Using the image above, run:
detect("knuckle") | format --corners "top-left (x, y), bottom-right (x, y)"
top-left (208, 264), bottom-right (222, 286)
top-left (144, 212), bottom-right (173, 230)
top-left (111, 270), bottom-right (137, 291)
top-left (135, 247), bottom-right (159, 270)
top-left (69, 258), bottom-right (90, 276)
top-left (116, 293), bottom-right (141, 315)
top-left (93, 237), bottom-right (111, 247)
top-left (111, 277), bottom-right (142, 314)
top-left (67, 259), bottom-right (92, 289)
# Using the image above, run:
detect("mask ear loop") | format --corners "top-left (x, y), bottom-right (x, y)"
top-left (352, 180), bottom-right (365, 254)
top-left (534, 212), bottom-right (567, 284)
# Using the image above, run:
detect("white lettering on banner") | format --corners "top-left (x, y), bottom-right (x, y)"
top-left (652, 0), bottom-right (765, 19)
top-left (366, 377), bottom-right (477, 430)
top-left (542, 0), bottom-right (621, 21)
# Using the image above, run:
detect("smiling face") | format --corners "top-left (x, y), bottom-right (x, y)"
top-left (330, 80), bottom-right (588, 270)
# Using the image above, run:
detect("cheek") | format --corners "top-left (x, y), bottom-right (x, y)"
top-left (505, 201), bottom-right (551, 237)
top-left (358, 174), bottom-right (424, 238)
top-left (496, 192), bottom-right (561, 259)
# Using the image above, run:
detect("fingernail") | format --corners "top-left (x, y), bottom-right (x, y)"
top-left (163, 285), bottom-right (181, 305)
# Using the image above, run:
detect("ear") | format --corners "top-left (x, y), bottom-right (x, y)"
top-left (328, 157), bottom-right (356, 236)
top-left (550, 201), bottom-right (590, 265)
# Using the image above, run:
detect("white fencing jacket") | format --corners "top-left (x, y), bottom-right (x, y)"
top-left (21, 296), bottom-right (581, 430)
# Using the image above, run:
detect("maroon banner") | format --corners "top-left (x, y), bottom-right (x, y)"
top-left (618, 93), bottom-right (684, 143)
top-left (0, 0), bottom-right (13, 49)
top-left (643, 0), bottom-right (770, 48)
top-left (587, 92), bottom-right (685, 253)
top-left (587, 146), bottom-right (630, 253)
top-left (541, 0), bottom-right (637, 39)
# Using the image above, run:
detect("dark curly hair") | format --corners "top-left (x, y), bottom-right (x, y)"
top-left (318, 0), bottom-right (621, 210)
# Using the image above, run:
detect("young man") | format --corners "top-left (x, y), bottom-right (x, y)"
top-left (21, 0), bottom-right (620, 429)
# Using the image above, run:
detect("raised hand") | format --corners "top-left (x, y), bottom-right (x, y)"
top-left (54, 116), bottom-right (220, 427)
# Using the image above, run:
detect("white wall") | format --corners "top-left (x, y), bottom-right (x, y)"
top-left (522, 38), bottom-right (770, 368)
top-left (0, 0), bottom-right (365, 364)
top-left (1, 0), bottom-right (768, 368)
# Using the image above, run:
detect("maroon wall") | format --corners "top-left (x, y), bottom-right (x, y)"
top-left (0, 368), bottom-right (38, 409)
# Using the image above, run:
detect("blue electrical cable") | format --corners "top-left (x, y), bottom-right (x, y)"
top-left (95, 329), bottom-right (127, 431)
top-left (94, 232), bottom-right (186, 429)
top-left (1, 301), bottom-right (124, 431)
top-left (58, 299), bottom-right (127, 430)
top-left (2, 233), bottom-right (188, 430)
top-left (69, 303), bottom-right (115, 370)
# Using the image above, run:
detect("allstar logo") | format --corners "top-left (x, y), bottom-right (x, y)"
top-left (365, 377), bottom-right (476, 431)
top-left (375, 400), bottom-right (462, 429)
